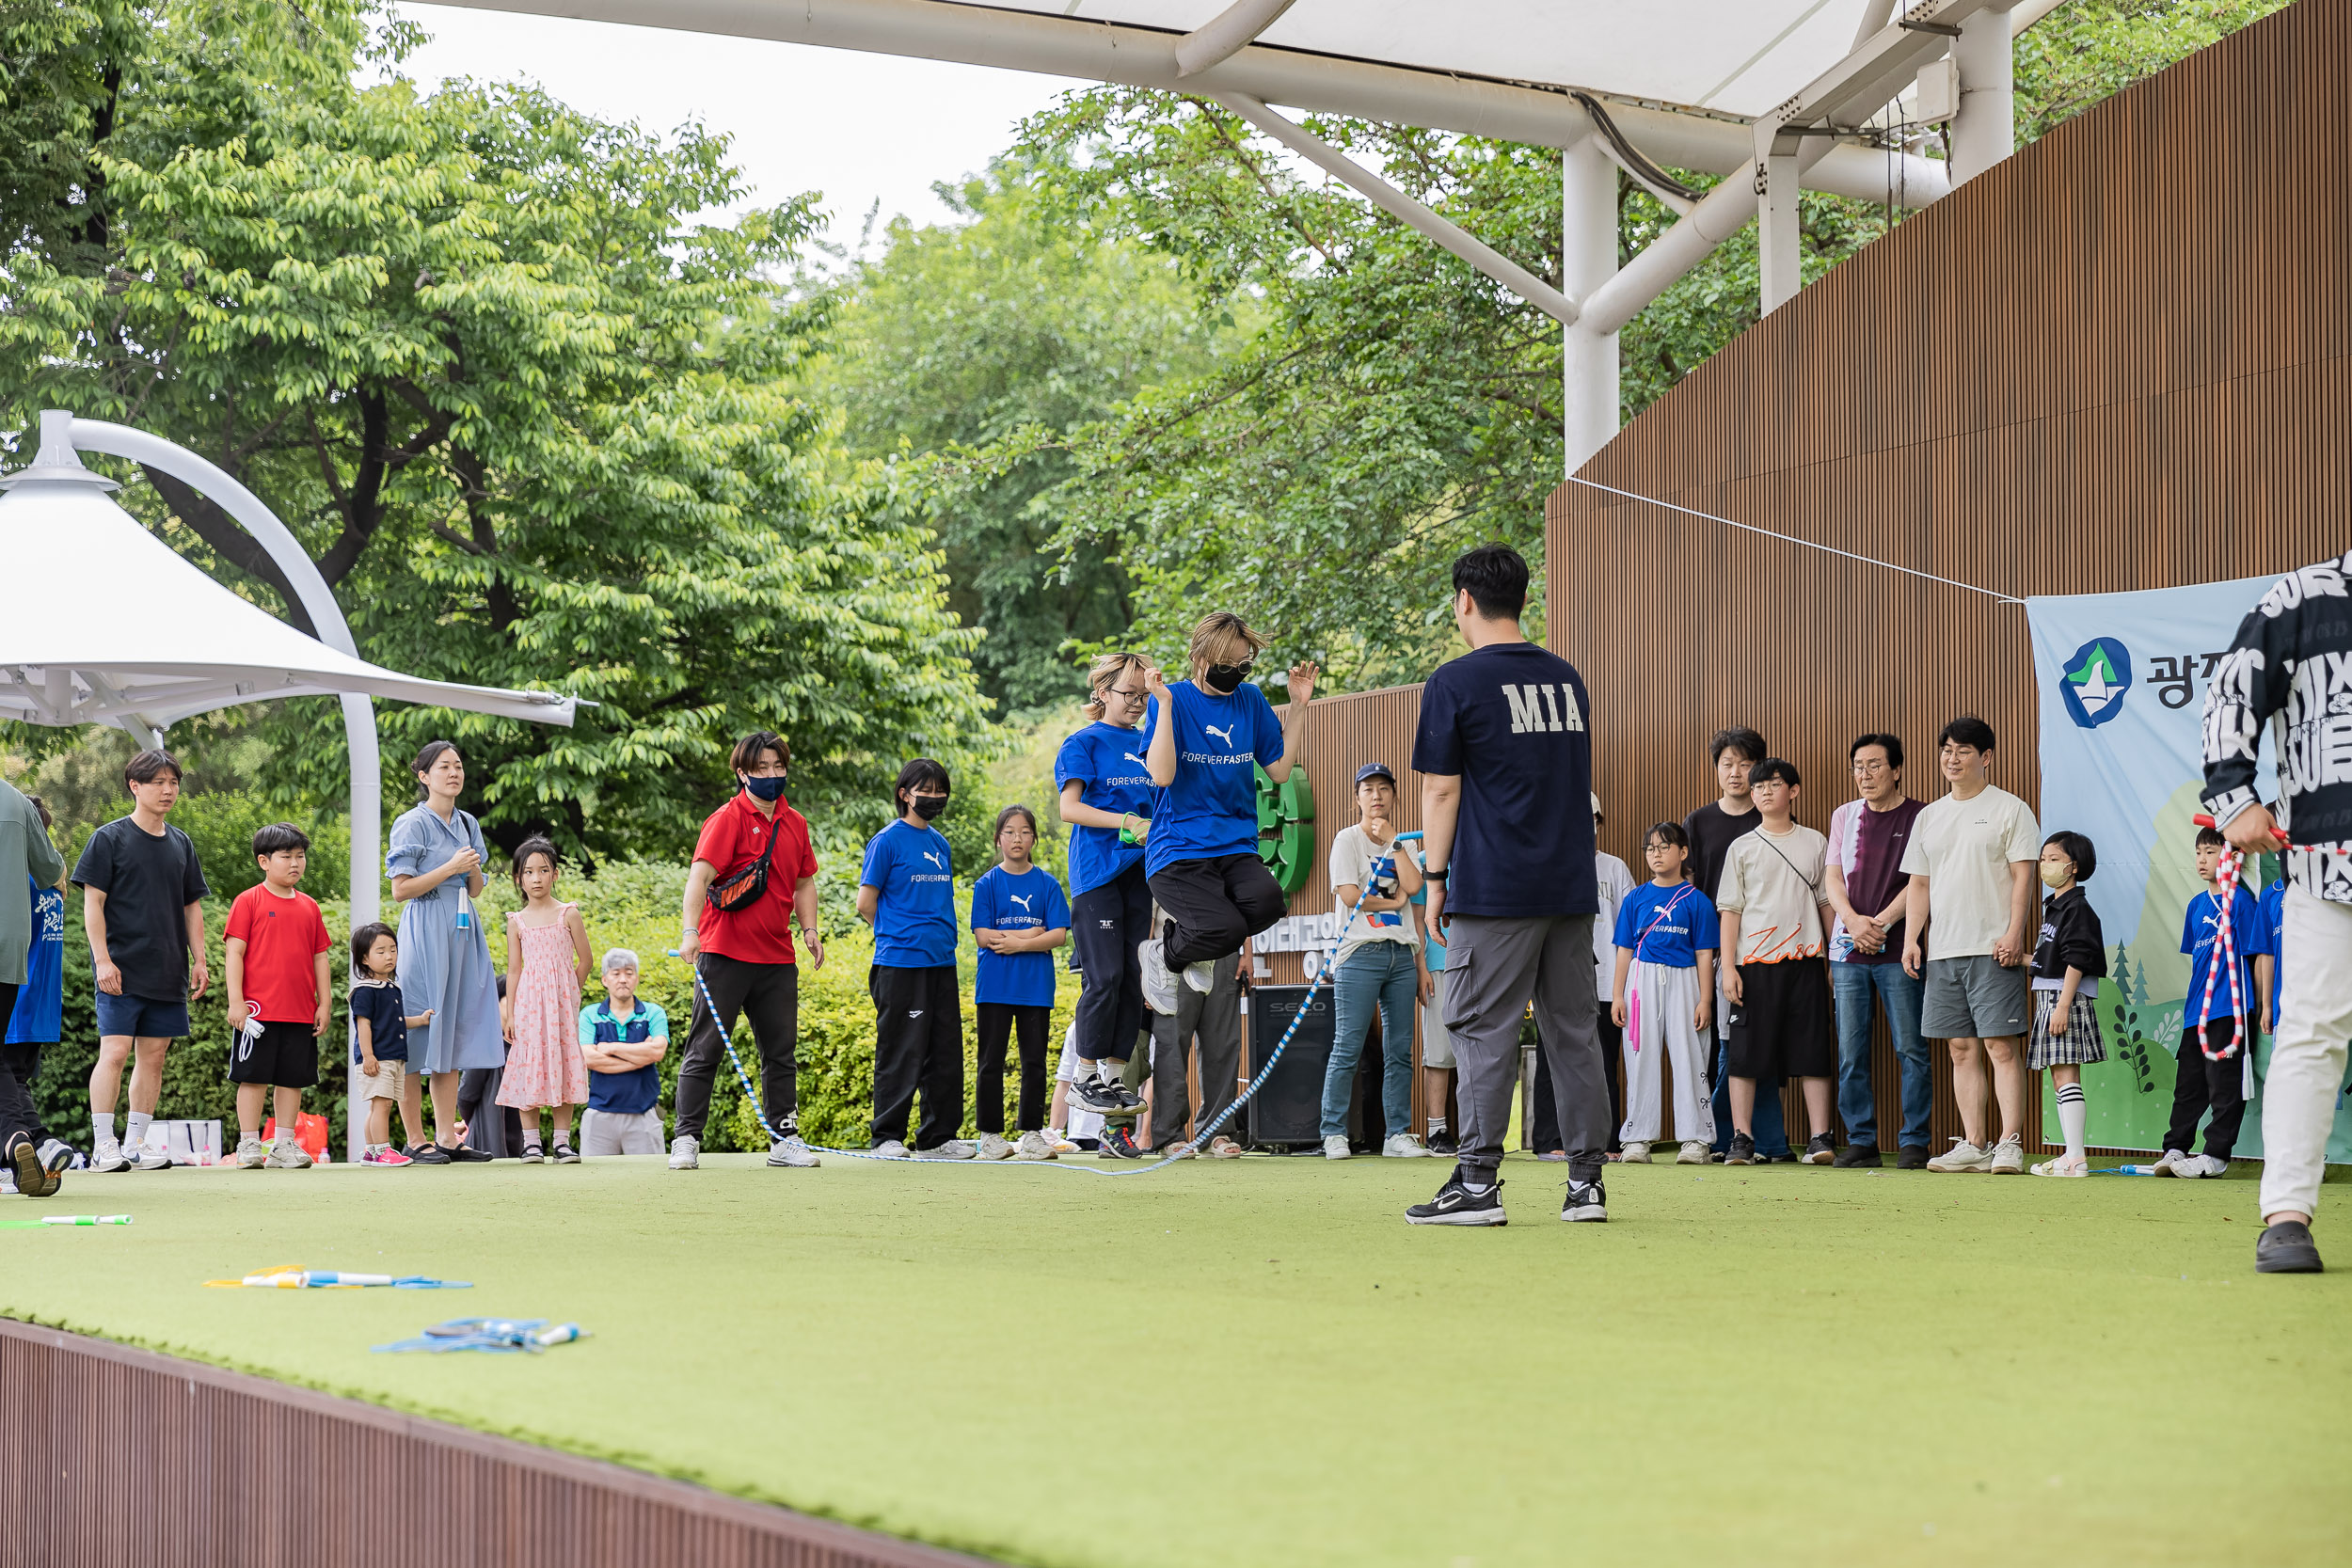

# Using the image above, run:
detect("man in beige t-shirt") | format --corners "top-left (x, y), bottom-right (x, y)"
top-left (1899, 716), bottom-right (2042, 1174)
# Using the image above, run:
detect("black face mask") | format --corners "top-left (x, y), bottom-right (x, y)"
top-left (1202, 662), bottom-right (1252, 695)
top-left (910, 794), bottom-right (948, 821)
top-left (741, 774), bottom-right (787, 801)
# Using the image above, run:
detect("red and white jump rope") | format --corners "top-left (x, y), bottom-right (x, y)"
top-left (2185, 813), bottom-right (2345, 1061)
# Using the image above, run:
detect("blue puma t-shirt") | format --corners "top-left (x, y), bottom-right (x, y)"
top-left (1138, 680), bottom-right (1285, 877)
top-left (970, 863), bottom-right (1072, 1007)
top-left (1055, 721), bottom-right (1154, 897)
top-left (5, 878), bottom-right (64, 1044)
top-left (861, 820), bottom-right (958, 968)
top-left (1410, 641), bottom-right (1597, 919)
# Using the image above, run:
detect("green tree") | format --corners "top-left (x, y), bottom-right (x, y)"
top-left (811, 162), bottom-right (1225, 714)
top-left (0, 2), bottom-right (996, 862)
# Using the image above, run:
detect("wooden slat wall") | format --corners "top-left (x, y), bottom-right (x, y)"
top-left (1544, 0), bottom-right (2352, 1151)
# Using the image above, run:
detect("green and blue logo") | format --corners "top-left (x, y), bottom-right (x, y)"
top-left (2060, 638), bottom-right (2132, 729)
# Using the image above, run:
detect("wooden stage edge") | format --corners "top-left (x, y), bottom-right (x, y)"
top-left (0, 1314), bottom-right (999, 1568)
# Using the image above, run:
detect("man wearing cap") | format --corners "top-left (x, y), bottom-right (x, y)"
top-left (1317, 762), bottom-right (1436, 1159)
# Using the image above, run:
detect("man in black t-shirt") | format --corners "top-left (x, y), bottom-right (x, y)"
top-left (1683, 728), bottom-right (1790, 1161)
top-left (72, 750), bottom-right (209, 1173)
top-left (1409, 544), bottom-right (1608, 1227)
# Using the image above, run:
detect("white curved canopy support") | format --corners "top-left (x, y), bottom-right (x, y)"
top-left (1174, 0), bottom-right (1295, 78)
top-left (1214, 94), bottom-right (1581, 328)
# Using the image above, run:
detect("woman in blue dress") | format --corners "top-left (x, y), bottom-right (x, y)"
top-left (386, 740), bottom-right (503, 1164)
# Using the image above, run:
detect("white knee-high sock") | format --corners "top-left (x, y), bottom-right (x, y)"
top-left (2056, 1083), bottom-right (2088, 1160)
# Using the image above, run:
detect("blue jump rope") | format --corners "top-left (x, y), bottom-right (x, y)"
top-left (673, 832), bottom-right (1423, 1178)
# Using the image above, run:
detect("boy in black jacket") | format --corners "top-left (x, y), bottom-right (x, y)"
top-left (2026, 831), bottom-right (2106, 1178)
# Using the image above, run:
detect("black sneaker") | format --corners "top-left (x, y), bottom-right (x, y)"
top-left (408, 1142), bottom-right (453, 1165)
top-left (1070, 1076), bottom-right (1142, 1116)
top-left (448, 1143), bottom-right (494, 1164)
top-left (1895, 1145), bottom-right (1930, 1170)
top-left (1560, 1179), bottom-right (1607, 1223)
top-left (1834, 1142), bottom-right (1882, 1168)
top-left (1406, 1173), bottom-right (1505, 1227)
top-left (1425, 1128), bottom-right (1458, 1156)
top-left (1725, 1131), bottom-right (1756, 1166)
top-left (1803, 1133), bottom-right (1836, 1164)
top-left (2256, 1219), bottom-right (2325, 1275)
top-left (1097, 1125), bottom-right (1143, 1160)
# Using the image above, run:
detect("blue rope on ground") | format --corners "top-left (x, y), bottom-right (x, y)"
top-left (669, 832), bottom-right (1423, 1179)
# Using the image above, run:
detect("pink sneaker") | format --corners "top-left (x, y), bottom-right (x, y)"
top-left (361, 1146), bottom-right (413, 1167)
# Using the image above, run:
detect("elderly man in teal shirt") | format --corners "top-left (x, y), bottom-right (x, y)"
top-left (0, 775), bottom-right (66, 1196)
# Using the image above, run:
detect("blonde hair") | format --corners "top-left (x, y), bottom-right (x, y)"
top-left (1187, 611), bottom-right (1268, 674)
top-left (1082, 652), bottom-right (1149, 721)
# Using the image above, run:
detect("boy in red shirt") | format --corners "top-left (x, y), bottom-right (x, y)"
top-left (224, 823), bottom-right (333, 1169)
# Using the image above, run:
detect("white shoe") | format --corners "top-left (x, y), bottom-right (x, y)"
top-left (1042, 1128), bottom-right (1078, 1155)
top-left (90, 1141), bottom-right (129, 1174)
top-left (264, 1138), bottom-right (312, 1169)
top-left (234, 1135), bottom-right (268, 1170)
top-left (914, 1139), bottom-right (977, 1161)
top-left (766, 1134), bottom-right (821, 1168)
top-left (974, 1132), bottom-right (1014, 1161)
top-left (667, 1134), bottom-right (700, 1170)
top-left (1013, 1131), bottom-right (1057, 1161)
top-left (2175, 1152), bottom-right (2223, 1180)
top-left (1322, 1134), bottom-right (1352, 1160)
top-left (1381, 1132), bottom-right (1431, 1158)
top-left (1926, 1139), bottom-right (1993, 1173)
top-left (130, 1142), bottom-right (172, 1171)
top-left (1137, 936), bottom-right (1181, 1016)
top-left (2029, 1155), bottom-right (2090, 1178)
top-left (872, 1139), bottom-right (911, 1159)
top-left (2152, 1148), bottom-right (2188, 1176)
top-left (1621, 1141), bottom-right (1652, 1164)
top-left (1676, 1140), bottom-right (1708, 1165)
top-left (1987, 1136), bottom-right (2025, 1176)
top-left (1183, 958), bottom-right (1217, 994)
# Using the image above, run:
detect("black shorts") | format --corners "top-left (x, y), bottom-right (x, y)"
top-left (1725, 958), bottom-right (1836, 1080)
top-left (227, 1020), bottom-right (322, 1088)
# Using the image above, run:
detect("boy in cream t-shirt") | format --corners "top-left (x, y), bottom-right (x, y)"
top-left (1715, 758), bottom-right (1839, 1166)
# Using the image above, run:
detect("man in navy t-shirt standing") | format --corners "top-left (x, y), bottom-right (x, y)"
top-left (1409, 544), bottom-right (1607, 1227)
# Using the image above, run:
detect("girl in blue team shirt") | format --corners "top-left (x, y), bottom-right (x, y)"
top-left (858, 759), bottom-right (973, 1160)
top-left (970, 805), bottom-right (1071, 1162)
top-left (1136, 612), bottom-right (1317, 1015)
top-left (1055, 653), bottom-right (1157, 1120)
top-left (1608, 822), bottom-right (1719, 1166)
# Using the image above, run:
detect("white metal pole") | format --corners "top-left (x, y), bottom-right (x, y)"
top-left (1560, 135), bottom-right (1620, 471)
top-left (1950, 6), bottom-right (2017, 184)
top-left (1756, 122), bottom-right (1804, 315)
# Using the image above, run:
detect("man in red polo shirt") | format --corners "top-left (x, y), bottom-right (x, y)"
top-left (672, 731), bottom-right (824, 1171)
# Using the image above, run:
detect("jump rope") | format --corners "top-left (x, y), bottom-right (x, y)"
top-left (672, 832), bottom-right (1425, 1178)
top-left (2184, 812), bottom-right (2344, 1063)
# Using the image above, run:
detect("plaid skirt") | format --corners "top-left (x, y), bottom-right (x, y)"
top-left (2027, 989), bottom-right (2106, 1069)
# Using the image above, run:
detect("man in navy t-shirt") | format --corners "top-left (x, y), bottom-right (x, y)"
top-left (1136, 612), bottom-right (1316, 1010)
top-left (1407, 543), bottom-right (1608, 1227)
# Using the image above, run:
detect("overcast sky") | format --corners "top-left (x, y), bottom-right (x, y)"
top-left (386, 4), bottom-right (1087, 255)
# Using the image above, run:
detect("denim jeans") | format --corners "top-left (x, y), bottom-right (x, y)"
top-left (1830, 960), bottom-right (1931, 1150)
top-left (1320, 941), bottom-right (1419, 1140)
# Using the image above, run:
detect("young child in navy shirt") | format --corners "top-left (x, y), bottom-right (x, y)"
top-left (1135, 612), bottom-right (1316, 1017)
top-left (2165, 825), bottom-right (2271, 1179)
top-left (859, 758), bottom-right (973, 1160)
top-left (969, 805), bottom-right (1070, 1161)
top-left (350, 922), bottom-right (433, 1166)
top-left (1609, 821), bottom-right (1719, 1166)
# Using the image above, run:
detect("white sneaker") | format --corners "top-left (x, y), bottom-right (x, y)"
top-left (667, 1134), bottom-right (701, 1170)
top-left (872, 1139), bottom-right (911, 1159)
top-left (1322, 1134), bottom-right (1352, 1160)
top-left (1621, 1141), bottom-right (1652, 1164)
top-left (89, 1141), bottom-right (130, 1174)
top-left (766, 1134), bottom-right (821, 1168)
top-left (1183, 958), bottom-right (1217, 994)
top-left (1137, 936), bottom-right (1181, 1016)
top-left (974, 1132), bottom-right (1014, 1161)
top-left (1987, 1137), bottom-right (2025, 1176)
top-left (1013, 1131), bottom-right (1057, 1161)
top-left (129, 1142), bottom-right (171, 1171)
top-left (234, 1135), bottom-right (268, 1170)
top-left (1676, 1140), bottom-right (1708, 1165)
top-left (1381, 1132), bottom-right (1431, 1158)
top-left (1926, 1139), bottom-right (1993, 1173)
top-left (1042, 1128), bottom-right (1078, 1154)
top-left (2153, 1148), bottom-right (2188, 1176)
top-left (914, 1139), bottom-right (977, 1161)
top-left (265, 1138), bottom-right (313, 1169)
top-left (2176, 1152), bottom-right (2225, 1180)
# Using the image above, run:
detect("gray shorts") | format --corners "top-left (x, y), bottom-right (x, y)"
top-left (580, 1107), bottom-right (665, 1156)
top-left (1420, 970), bottom-right (1456, 1070)
top-left (1921, 954), bottom-right (2030, 1041)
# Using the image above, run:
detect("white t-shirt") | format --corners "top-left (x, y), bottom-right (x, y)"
top-left (1594, 850), bottom-right (1636, 993)
top-left (1715, 823), bottom-right (1830, 966)
top-left (1329, 823), bottom-right (1420, 970)
top-left (1899, 784), bottom-right (2042, 960)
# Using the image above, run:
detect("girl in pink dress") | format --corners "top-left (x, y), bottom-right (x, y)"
top-left (497, 835), bottom-right (594, 1162)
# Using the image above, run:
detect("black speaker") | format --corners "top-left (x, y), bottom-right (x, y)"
top-left (1247, 984), bottom-right (1337, 1146)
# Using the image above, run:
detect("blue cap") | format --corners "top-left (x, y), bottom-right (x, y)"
top-left (1354, 762), bottom-right (1396, 786)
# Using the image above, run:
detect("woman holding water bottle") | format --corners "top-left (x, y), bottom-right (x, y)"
top-left (386, 740), bottom-right (503, 1164)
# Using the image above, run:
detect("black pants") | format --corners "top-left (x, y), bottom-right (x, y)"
top-left (675, 953), bottom-right (802, 1143)
top-left (1149, 852), bottom-right (1287, 970)
top-left (0, 982), bottom-right (33, 1152)
top-left (1071, 863), bottom-right (1151, 1062)
top-left (870, 964), bottom-right (963, 1148)
top-left (458, 1064), bottom-right (524, 1155)
top-left (1, 1034), bottom-right (47, 1146)
top-left (1534, 1006), bottom-right (1624, 1154)
top-left (2167, 1016), bottom-right (2249, 1159)
top-left (976, 1002), bottom-right (1048, 1132)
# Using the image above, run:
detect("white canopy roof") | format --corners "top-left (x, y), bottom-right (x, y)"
top-left (0, 449), bottom-right (577, 738)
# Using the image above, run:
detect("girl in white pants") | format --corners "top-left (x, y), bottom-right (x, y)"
top-left (1610, 823), bottom-right (1720, 1164)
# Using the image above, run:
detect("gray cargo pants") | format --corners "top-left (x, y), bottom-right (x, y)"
top-left (1441, 913), bottom-right (1609, 1188)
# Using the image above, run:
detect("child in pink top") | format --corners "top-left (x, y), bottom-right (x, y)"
top-left (497, 835), bottom-right (593, 1162)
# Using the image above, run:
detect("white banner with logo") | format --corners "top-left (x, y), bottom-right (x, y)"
top-left (2024, 574), bottom-right (2343, 1155)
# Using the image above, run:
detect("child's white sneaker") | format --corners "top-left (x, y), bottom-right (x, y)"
top-left (1926, 1139), bottom-right (1993, 1173)
top-left (265, 1138), bottom-right (312, 1169)
top-left (1013, 1131), bottom-right (1057, 1161)
top-left (2176, 1152), bottom-right (2226, 1180)
top-left (1676, 1140), bottom-right (1708, 1165)
top-left (1621, 1141), bottom-right (1652, 1164)
top-left (973, 1132), bottom-right (1014, 1161)
top-left (1183, 958), bottom-right (1217, 994)
top-left (1322, 1134), bottom-right (1352, 1160)
top-left (1137, 936), bottom-right (1181, 1016)
top-left (233, 1135), bottom-right (267, 1170)
top-left (2152, 1148), bottom-right (2188, 1176)
top-left (667, 1134), bottom-right (700, 1170)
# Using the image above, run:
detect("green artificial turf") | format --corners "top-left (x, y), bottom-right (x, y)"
top-left (0, 1153), bottom-right (2343, 1566)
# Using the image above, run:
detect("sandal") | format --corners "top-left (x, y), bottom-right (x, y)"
top-left (2028, 1154), bottom-right (2089, 1178)
top-left (516, 1143), bottom-right (545, 1164)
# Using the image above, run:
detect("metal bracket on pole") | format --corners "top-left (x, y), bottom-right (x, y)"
top-left (1754, 115), bottom-right (1805, 315)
